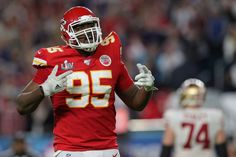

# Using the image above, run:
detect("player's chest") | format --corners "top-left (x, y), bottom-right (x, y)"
top-left (54, 54), bottom-right (118, 86)
top-left (53, 52), bottom-right (115, 69)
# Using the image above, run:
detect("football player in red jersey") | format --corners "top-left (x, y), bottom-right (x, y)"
top-left (160, 78), bottom-right (228, 157)
top-left (16, 6), bottom-right (156, 157)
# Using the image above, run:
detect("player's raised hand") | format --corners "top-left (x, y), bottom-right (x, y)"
top-left (134, 63), bottom-right (157, 91)
top-left (40, 65), bottom-right (73, 96)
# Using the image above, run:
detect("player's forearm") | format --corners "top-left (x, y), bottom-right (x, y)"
top-left (118, 85), bottom-right (152, 111)
top-left (16, 87), bottom-right (44, 115)
top-left (128, 87), bottom-right (152, 111)
top-left (121, 85), bottom-right (152, 111)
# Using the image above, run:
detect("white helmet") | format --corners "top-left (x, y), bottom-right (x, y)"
top-left (179, 78), bottom-right (206, 107)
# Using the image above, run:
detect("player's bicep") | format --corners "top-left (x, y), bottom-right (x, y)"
top-left (116, 84), bottom-right (138, 109)
top-left (162, 124), bottom-right (175, 146)
top-left (21, 80), bottom-right (40, 93)
top-left (17, 79), bottom-right (44, 115)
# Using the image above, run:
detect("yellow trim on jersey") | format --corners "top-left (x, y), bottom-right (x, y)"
top-left (32, 57), bottom-right (47, 66)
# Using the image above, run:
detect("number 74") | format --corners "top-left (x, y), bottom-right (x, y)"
top-left (182, 122), bottom-right (210, 149)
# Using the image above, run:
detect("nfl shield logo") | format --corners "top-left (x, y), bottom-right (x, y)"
top-left (99, 55), bottom-right (111, 66)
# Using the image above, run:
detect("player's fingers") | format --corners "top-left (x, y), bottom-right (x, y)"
top-left (61, 77), bottom-right (67, 83)
top-left (62, 82), bottom-right (67, 87)
top-left (135, 73), bottom-right (147, 80)
top-left (137, 63), bottom-right (144, 74)
top-left (134, 81), bottom-right (144, 86)
top-left (51, 65), bottom-right (58, 76)
top-left (61, 78), bottom-right (67, 87)
top-left (142, 65), bottom-right (150, 74)
top-left (137, 78), bottom-right (148, 82)
top-left (57, 70), bottom-right (73, 79)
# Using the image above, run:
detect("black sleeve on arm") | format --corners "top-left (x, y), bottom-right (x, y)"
top-left (160, 145), bottom-right (173, 157)
top-left (215, 142), bottom-right (228, 157)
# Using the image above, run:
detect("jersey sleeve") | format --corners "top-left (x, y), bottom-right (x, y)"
top-left (32, 48), bottom-right (51, 84)
top-left (214, 110), bottom-right (224, 132)
top-left (108, 32), bottom-right (134, 92)
top-left (115, 61), bottom-right (134, 92)
top-left (32, 48), bottom-right (48, 67)
top-left (164, 110), bottom-right (176, 129)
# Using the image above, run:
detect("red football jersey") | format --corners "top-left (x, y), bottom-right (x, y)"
top-left (32, 32), bottom-right (133, 151)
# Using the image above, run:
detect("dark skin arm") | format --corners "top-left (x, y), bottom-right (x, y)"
top-left (17, 78), bottom-right (153, 114)
top-left (16, 80), bottom-right (44, 115)
top-left (116, 84), bottom-right (153, 111)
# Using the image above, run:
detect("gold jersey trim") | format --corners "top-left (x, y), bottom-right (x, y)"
top-left (32, 57), bottom-right (47, 66)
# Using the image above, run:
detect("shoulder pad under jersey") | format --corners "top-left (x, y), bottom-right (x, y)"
top-left (32, 46), bottom-right (64, 68)
top-left (101, 31), bottom-right (122, 51)
top-left (164, 109), bottom-right (178, 121)
top-left (100, 31), bottom-right (124, 64)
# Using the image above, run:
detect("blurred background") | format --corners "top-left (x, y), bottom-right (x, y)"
top-left (0, 0), bottom-right (236, 156)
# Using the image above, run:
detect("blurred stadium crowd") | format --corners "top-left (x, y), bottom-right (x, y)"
top-left (1, 0), bottom-right (236, 156)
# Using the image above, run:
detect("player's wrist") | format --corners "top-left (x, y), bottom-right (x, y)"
top-left (144, 76), bottom-right (157, 92)
top-left (144, 84), bottom-right (158, 92)
top-left (39, 86), bottom-right (45, 96)
top-left (144, 86), bottom-right (154, 92)
top-left (40, 83), bottom-right (51, 97)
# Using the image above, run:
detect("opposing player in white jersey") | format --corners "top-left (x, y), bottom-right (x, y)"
top-left (160, 78), bottom-right (228, 157)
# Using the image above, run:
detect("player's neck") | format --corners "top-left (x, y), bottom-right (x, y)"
top-left (76, 49), bottom-right (95, 57)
